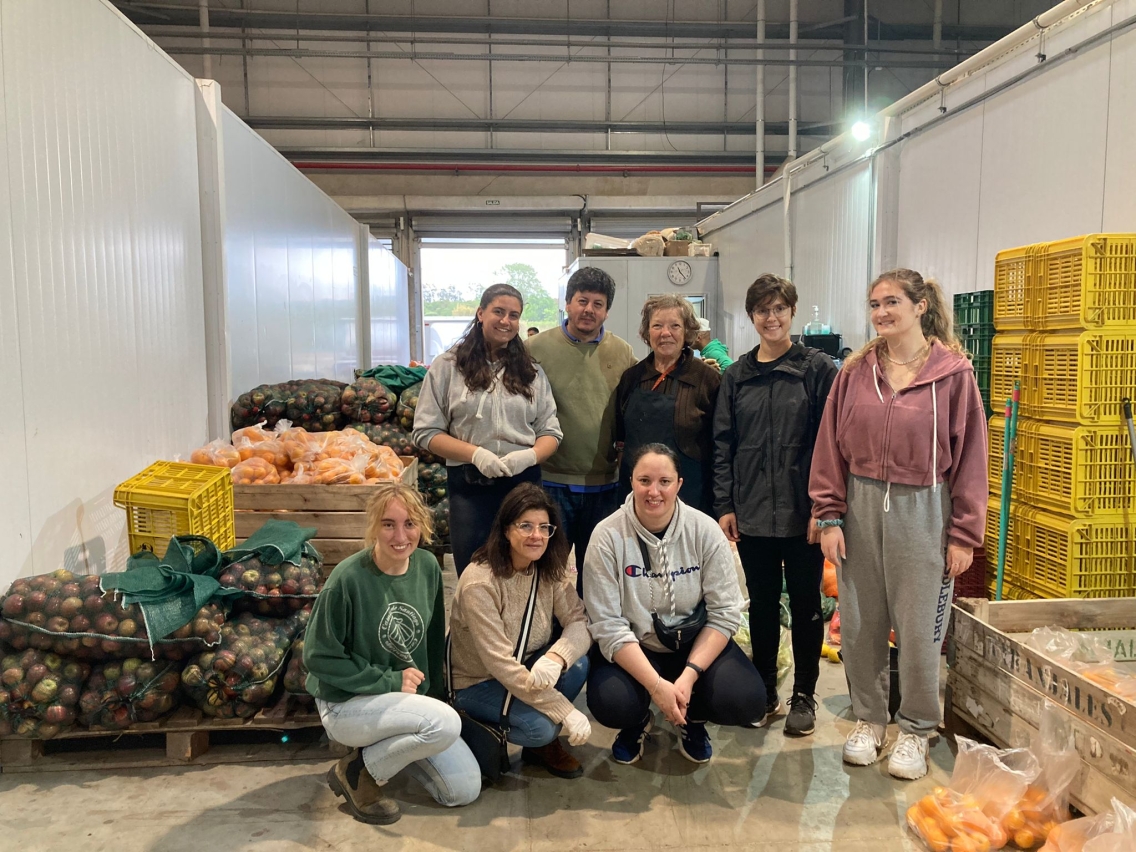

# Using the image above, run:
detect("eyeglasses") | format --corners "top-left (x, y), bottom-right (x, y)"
top-left (754, 304), bottom-right (790, 318)
top-left (513, 522), bottom-right (557, 538)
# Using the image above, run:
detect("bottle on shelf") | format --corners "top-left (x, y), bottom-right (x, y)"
top-left (803, 305), bottom-right (831, 336)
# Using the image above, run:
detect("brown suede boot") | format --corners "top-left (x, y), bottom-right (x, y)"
top-left (522, 739), bottom-right (584, 779)
top-left (327, 749), bottom-right (401, 824)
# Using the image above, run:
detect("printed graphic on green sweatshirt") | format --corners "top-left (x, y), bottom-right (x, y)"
top-left (378, 602), bottom-right (426, 663)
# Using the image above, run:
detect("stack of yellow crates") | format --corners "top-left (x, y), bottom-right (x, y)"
top-left (987, 234), bottom-right (1136, 600)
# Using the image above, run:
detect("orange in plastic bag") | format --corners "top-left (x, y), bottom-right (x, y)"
top-left (190, 439), bottom-right (241, 469)
top-left (232, 424), bottom-right (275, 444)
top-left (232, 456), bottom-right (281, 485)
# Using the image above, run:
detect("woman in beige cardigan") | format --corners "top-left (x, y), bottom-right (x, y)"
top-left (449, 483), bottom-right (593, 779)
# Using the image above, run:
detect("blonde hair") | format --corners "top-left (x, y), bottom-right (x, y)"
top-left (843, 268), bottom-right (966, 370)
top-left (638, 294), bottom-right (701, 349)
top-left (363, 482), bottom-right (435, 548)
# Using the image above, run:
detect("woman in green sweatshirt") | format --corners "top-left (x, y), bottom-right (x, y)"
top-left (304, 483), bottom-right (481, 824)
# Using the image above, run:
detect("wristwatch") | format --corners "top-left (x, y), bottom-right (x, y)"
top-left (684, 662), bottom-right (705, 676)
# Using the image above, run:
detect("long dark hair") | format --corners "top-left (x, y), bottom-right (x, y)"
top-left (452, 283), bottom-right (538, 401)
top-left (470, 483), bottom-right (570, 583)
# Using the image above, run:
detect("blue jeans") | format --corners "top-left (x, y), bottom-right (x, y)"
top-left (316, 693), bottom-right (481, 807)
top-left (452, 655), bottom-right (589, 748)
top-left (545, 484), bottom-right (622, 596)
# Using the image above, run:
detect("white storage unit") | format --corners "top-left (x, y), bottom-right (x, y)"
top-left (0, 0), bottom-right (209, 587)
top-left (562, 257), bottom-right (721, 361)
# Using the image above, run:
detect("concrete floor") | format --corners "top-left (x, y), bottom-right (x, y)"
top-left (0, 554), bottom-right (954, 852)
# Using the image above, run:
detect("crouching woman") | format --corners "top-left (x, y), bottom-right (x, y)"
top-left (304, 482), bottom-right (480, 824)
top-left (449, 483), bottom-right (594, 779)
top-left (584, 443), bottom-right (766, 765)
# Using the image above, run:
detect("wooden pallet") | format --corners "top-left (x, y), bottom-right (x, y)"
top-left (946, 598), bottom-right (1136, 816)
top-left (233, 457), bottom-right (418, 572)
top-left (0, 694), bottom-right (341, 773)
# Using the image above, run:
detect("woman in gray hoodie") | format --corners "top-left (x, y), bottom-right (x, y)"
top-left (583, 443), bottom-right (765, 766)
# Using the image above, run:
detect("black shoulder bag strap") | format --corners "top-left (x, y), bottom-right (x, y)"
top-left (446, 569), bottom-right (541, 729)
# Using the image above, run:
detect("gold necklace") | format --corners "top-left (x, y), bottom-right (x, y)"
top-left (883, 343), bottom-right (929, 366)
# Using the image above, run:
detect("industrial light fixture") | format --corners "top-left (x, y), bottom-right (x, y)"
top-left (851, 121), bottom-right (872, 141)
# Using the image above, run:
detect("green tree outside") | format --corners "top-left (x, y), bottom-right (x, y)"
top-left (422, 262), bottom-right (560, 327)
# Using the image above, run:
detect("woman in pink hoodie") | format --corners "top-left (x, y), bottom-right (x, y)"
top-left (809, 268), bottom-right (987, 781)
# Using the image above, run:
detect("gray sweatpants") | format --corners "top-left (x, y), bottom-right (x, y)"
top-left (839, 474), bottom-right (954, 737)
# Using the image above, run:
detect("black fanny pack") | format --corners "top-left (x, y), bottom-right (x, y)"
top-left (637, 536), bottom-right (708, 652)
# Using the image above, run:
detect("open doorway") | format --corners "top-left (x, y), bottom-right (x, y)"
top-left (419, 239), bottom-right (568, 362)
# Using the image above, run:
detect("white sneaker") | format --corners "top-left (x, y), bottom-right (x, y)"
top-left (842, 720), bottom-right (889, 766)
top-left (888, 732), bottom-right (929, 780)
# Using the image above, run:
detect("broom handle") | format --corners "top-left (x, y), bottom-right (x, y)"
top-left (995, 383), bottom-right (1021, 601)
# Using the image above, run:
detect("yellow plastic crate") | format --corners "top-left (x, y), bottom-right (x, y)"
top-left (990, 333), bottom-right (1027, 412)
top-left (986, 415), bottom-right (1027, 498)
top-left (993, 244), bottom-right (1033, 331)
top-left (1027, 233), bottom-right (1136, 329)
top-left (114, 461), bottom-right (235, 558)
top-left (984, 567), bottom-right (1040, 601)
top-left (1016, 420), bottom-right (1136, 517)
top-left (1010, 506), bottom-right (1136, 599)
top-left (1021, 330), bottom-right (1136, 424)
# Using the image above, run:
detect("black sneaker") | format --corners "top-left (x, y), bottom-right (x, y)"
top-left (784, 693), bottom-right (817, 737)
top-left (744, 696), bottom-right (782, 729)
top-left (678, 721), bottom-right (712, 764)
top-left (611, 713), bottom-right (653, 765)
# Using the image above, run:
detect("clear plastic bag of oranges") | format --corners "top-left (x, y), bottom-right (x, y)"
top-left (189, 438), bottom-right (241, 469)
top-left (1041, 798), bottom-right (1136, 852)
top-left (231, 456), bottom-right (281, 485)
top-left (907, 737), bottom-right (1040, 852)
top-left (1002, 705), bottom-right (1080, 849)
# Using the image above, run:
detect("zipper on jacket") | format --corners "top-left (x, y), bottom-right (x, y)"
top-left (769, 381), bottom-right (778, 537)
top-left (880, 389), bottom-right (897, 485)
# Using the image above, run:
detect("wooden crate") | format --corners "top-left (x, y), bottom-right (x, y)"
top-left (233, 457), bottom-right (418, 571)
top-left (0, 695), bottom-right (340, 773)
top-left (946, 598), bottom-right (1136, 816)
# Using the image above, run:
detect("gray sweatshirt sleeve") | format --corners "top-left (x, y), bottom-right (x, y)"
top-left (530, 366), bottom-right (563, 443)
top-left (698, 523), bottom-right (744, 640)
top-left (411, 356), bottom-right (452, 451)
top-left (583, 533), bottom-right (639, 662)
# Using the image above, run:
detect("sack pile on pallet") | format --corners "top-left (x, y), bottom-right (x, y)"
top-left (0, 526), bottom-right (320, 740)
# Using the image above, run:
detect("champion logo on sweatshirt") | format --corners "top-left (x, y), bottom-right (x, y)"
top-left (624, 564), bottom-right (702, 581)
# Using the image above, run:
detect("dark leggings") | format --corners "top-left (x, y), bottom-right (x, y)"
top-left (586, 639), bottom-right (766, 730)
top-left (736, 533), bottom-right (824, 699)
top-left (448, 463), bottom-right (542, 575)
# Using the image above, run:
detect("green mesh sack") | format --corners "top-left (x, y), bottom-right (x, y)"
top-left (180, 611), bottom-right (305, 719)
top-left (0, 649), bottom-right (89, 738)
top-left (78, 658), bottom-right (183, 730)
top-left (340, 378), bottom-right (397, 425)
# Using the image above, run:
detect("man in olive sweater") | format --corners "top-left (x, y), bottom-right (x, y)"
top-left (526, 267), bottom-right (637, 595)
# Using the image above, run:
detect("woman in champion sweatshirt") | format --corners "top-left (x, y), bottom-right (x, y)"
top-left (583, 443), bottom-right (765, 766)
top-left (808, 269), bottom-right (988, 782)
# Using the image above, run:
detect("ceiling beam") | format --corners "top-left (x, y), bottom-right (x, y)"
top-left (113, 3), bottom-right (1015, 42)
top-left (248, 116), bottom-right (838, 136)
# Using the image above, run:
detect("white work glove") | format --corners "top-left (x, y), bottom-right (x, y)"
top-left (526, 654), bottom-right (564, 690)
top-left (562, 708), bottom-right (592, 746)
top-left (501, 448), bottom-right (538, 477)
top-left (471, 447), bottom-right (511, 479)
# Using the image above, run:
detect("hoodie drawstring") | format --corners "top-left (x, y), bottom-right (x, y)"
top-left (931, 379), bottom-right (939, 493)
top-left (873, 363), bottom-right (885, 403)
top-left (883, 482), bottom-right (891, 513)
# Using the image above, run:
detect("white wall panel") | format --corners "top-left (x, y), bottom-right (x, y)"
top-left (1103, 0), bottom-right (1136, 229)
top-left (0, 0), bottom-right (208, 587)
top-left (369, 239), bottom-right (412, 367)
top-left (792, 164), bottom-right (872, 348)
top-left (222, 106), bottom-right (362, 394)
top-left (710, 202), bottom-right (784, 357)
top-left (972, 49), bottom-right (1111, 289)
top-left (896, 107), bottom-right (985, 296)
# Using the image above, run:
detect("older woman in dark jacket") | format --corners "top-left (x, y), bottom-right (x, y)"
top-left (712, 274), bottom-right (837, 738)
top-left (616, 295), bottom-right (720, 515)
